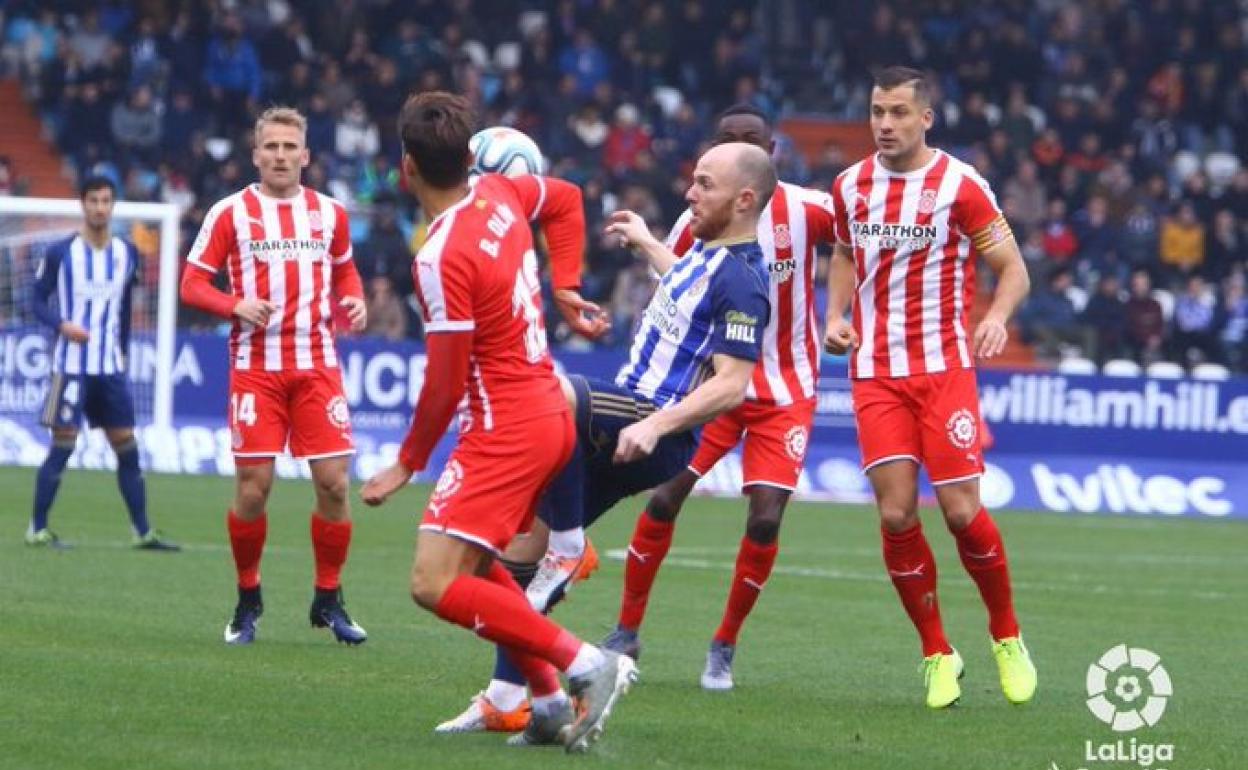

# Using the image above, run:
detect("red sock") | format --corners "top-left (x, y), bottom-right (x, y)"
top-left (483, 562), bottom-right (562, 697)
top-left (435, 563), bottom-right (583, 671)
top-left (227, 510), bottom-right (267, 590)
top-left (713, 536), bottom-right (778, 646)
top-left (618, 510), bottom-right (676, 630)
top-left (881, 522), bottom-right (951, 657)
top-left (952, 508), bottom-right (1020, 640)
top-left (310, 514), bottom-right (352, 590)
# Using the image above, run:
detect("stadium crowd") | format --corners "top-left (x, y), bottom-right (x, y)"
top-left (1, 0), bottom-right (1245, 371)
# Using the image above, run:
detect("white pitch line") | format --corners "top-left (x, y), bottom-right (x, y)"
top-left (603, 549), bottom-right (1232, 602)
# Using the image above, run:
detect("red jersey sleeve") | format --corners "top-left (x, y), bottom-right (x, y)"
top-left (953, 170), bottom-right (1003, 236)
top-left (954, 169), bottom-right (1014, 252)
top-left (498, 174), bottom-right (585, 290)
top-left (413, 232), bottom-right (476, 333)
top-left (328, 200), bottom-right (354, 266)
top-left (664, 208), bottom-right (695, 256)
top-left (797, 187), bottom-right (838, 245)
top-left (187, 198), bottom-right (236, 273)
top-left (828, 173), bottom-right (853, 248)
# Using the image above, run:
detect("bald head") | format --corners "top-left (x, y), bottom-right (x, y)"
top-left (686, 142), bottom-right (777, 241)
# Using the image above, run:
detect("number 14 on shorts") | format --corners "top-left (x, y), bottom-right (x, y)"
top-left (232, 392), bottom-right (258, 426)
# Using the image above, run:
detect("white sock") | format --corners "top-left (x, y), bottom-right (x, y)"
top-left (565, 643), bottom-right (606, 679)
top-left (484, 679), bottom-right (527, 712)
top-left (548, 527), bottom-right (586, 560)
top-left (530, 691), bottom-right (570, 716)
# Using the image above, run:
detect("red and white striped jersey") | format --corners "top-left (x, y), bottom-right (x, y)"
top-left (667, 181), bottom-right (835, 406)
top-left (830, 150), bottom-right (1005, 379)
top-left (412, 174), bottom-right (569, 432)
top-left (188, 184), bottom-right (353, 371)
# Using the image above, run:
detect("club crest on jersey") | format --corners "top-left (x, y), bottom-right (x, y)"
top-left (784, 425), bottom-right (808, 461)
top-left (431, 459), bottom-right (464, 508)
top-left (773, 223), bottom-right (792, 250)
top-left (945, 408), bottom-right (977, 450)
top-left (307, 210), bottom-right (323, 232)
top-left (918, 188), bottom-right (938, 214)
top-left (687, 274), bottom-right (710, 298)
top-left (326, 396), bottom-right (351, 429)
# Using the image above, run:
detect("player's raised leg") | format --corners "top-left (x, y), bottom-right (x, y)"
top-left (307, 454), bottom-right (366, 645)
top-left (224, 460), bottom-right (271, 645)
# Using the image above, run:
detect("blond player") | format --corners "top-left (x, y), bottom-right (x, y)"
top-left (180, 107), bottom-right (369, 645)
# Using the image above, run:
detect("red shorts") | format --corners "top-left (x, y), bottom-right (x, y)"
top-left (419, 409), bottom-right (575, 554)
top-left (688, 398), bottom-right (817, 491)
top-left (851, 367), bottom-right (984, 485)
top-left (229, 367), bottom-right (354, 460)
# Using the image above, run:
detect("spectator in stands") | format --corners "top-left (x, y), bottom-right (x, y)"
top-left (1072, 195), bottom-right (1117, 267)
top-left (364, 277), bottom-right (407, 341)
top-left (603, 103), bottom-right (651, 177)
top-left (1159, 202), bottom-right (1206, 276)
top-left (1003, 160), bottom-right (1047, 235)
top-left (161, 87), bottom-right (200, 157)
top-left (334, 99), bottom-right (380, 166)
top-left (110, 85), bottom-right (162, 165)
top-left (203, 14), bottom-right (262, 134)
top-left (1020, 268), bottom-right (1082, 361)
top-left (1218, 275), bottom-right (1248, 371)
top-left (1171, 275), bottom-right (1221, 365)
top-left (1125, 269), bottom-right (1166, 365)
top-left (1120, 201), bottom-right (1162, 270)
top-left (1080, 274), bottom-right (1129, 365)
top-left (558, 29), bottom-right (609, 99)
top-left (1041, 198), bottom-right (1079, 265)
top-left (1206, 210), bottom-right (1242, 282)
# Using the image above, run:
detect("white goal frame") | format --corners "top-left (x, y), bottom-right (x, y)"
top-left (0, 195), bottom-right (181, 429)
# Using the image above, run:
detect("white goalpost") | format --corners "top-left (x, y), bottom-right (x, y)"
top-left (0, 196), bottom-right (181, 451)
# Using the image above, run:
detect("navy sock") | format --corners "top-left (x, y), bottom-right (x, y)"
top-left (32, 443), bottom-right (73, 532)
top-left (492, 559), bottom-right (540, 687)
top-left (114, 440), bottom-right (150, 536)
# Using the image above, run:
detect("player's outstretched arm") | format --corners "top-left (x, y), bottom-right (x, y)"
top-left (605, 210), bottom-right (679, 275)
top-left (822, 243), bottom-right (859, 355)
top-left (508, 174), bottom-right (610, 340)
top-left (361, 330), bottom-right (472, 506)
top-left (973, 227), bottom-right (1030, 360)
top-left (614, 353), bottom-right (753, 463)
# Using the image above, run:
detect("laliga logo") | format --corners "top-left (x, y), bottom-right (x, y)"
top-left (783, 425), bottom-right (808, 461)
top-left (1086, 644), bottom-right (1171, 732)
top-left (945, 408), bottom-right (977, 449)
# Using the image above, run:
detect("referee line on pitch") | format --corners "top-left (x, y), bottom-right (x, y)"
top-left (603, 549), bottom-right (1233, 602)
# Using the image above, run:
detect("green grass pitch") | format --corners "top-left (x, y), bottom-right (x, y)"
top-left (1, 466), bottom-right (1244, 769)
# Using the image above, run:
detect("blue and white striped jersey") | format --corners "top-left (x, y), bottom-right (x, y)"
top-left (616, 239), bottom-right (770, 408)
top-left (32, 234), bottom-right (138, 376)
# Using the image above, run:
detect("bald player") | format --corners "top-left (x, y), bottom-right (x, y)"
top-left (436, 142), bottom-right (776, 737)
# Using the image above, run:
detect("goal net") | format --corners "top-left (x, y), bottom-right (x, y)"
top-left (0, 196), bottom-right (180, 466)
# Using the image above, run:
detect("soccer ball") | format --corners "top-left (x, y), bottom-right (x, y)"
top-left (469, 126), bottom-right (545, 177)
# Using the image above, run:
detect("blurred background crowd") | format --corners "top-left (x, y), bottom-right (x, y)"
top-left (1, 0), bottom-right (1245, 372)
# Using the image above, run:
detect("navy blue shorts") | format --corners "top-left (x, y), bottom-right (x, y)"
top-left (538, 376), bottom-right (697, 530)
top-left (41, 373), bottom-right (136, 430)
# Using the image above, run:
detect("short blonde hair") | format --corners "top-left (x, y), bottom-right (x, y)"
top-left (254, 106), bottom-right (307, 143)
